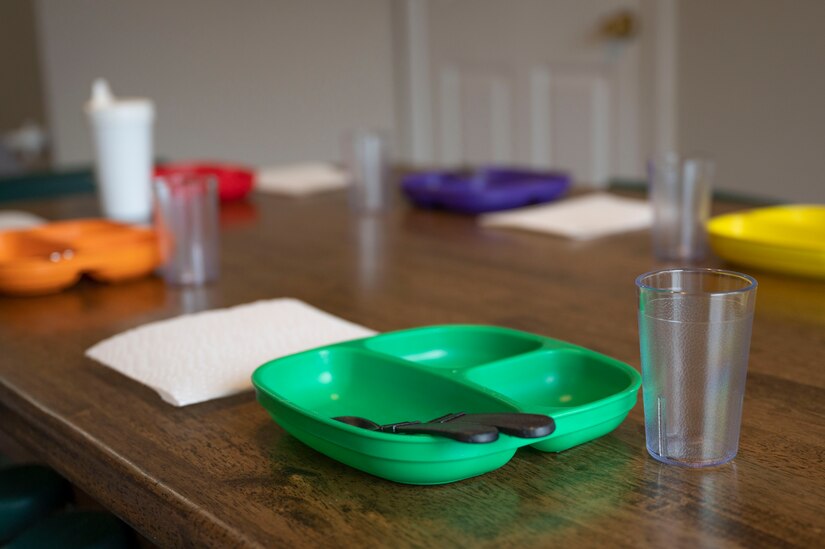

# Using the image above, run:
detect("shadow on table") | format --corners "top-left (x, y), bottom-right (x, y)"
top-left (0, 277), bottom-right (168, 335)
top-left (250, 422), bottom-right (637, 543)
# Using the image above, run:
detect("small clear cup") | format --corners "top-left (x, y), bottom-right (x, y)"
top-left (153, 174), bottom-right (220, 286)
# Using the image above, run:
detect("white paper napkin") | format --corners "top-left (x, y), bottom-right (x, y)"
top-left (0, 210), bottom-right (46, 230)
top-left (85, 299), bottom-right (375, 407)
top-left (256, 163), bottom-right (350, 196)
top-left (481, 193), bottom-right (652, 240)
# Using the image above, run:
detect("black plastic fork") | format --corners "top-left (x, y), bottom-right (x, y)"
top-left (428, 412), bottom-right (555, 438)
top-left (333, 411), bottom-right (555, 443)
top-left (333, 415), bottom-right (499, 443)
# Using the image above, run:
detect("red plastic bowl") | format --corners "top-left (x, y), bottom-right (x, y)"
top-left (154, 162), bottom-right (255, 202)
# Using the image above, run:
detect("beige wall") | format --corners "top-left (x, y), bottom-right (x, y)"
top-left (36, 0), bottom-right (396, 168)
top-left (677, 0), bottom-right (825, 202)
top-left (33, 0), bottom-right (825, 202)
top-left (0, 0), bottom-right (45, 131)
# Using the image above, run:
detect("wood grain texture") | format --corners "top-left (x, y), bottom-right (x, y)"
top-left (1, 190), bottom-right (823, 548)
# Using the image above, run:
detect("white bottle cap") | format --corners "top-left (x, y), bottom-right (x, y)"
top-left (90, 78), bottom-right (114, 107)
top-left (85, 78), bottom-right (154, 120)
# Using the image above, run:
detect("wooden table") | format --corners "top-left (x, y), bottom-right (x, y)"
top-left (1, 190), bottom-right (823, 547)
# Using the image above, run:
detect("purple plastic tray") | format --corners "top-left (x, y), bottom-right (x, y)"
top-left (401, 167), bottom-right (571, 214)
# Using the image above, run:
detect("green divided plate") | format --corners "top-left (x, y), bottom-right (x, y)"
top-left (252, 325), bottom-right (641, 485)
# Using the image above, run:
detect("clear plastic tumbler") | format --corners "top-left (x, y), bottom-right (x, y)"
top-left (636, 268), bottom-right (757, 467)
top-left (344, 130), bottom-right (392, 213)
top-left (153, 174), bottom-right (220, 286)
top-left (648, 153), bottom-right (714, 261)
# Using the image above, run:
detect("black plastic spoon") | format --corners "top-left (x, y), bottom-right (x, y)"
top-left (333, 416), bottom-right (499, 443)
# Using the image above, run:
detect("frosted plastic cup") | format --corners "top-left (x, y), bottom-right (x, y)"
top-left (153, 174), bottom-right (219, 286)
top-left (636, 268), bottom-right (757, 467)
top-left (648, 153), bottom-right (714, 261)
top-left (344, 130), bottom-right (392, 213)
top-left (86, 79), bottom-right (155, 223)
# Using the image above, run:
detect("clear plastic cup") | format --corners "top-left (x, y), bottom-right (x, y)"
top-left (636, 268), bottom-right (757, 467)
top-left (153, 174), bottom-right (220, 286)
top-left (343, 130), bottom-right (392, 213)
top-left (648, 153), bottom-right (714, 261)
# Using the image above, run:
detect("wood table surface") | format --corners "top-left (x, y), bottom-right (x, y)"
top-left (0, 190), bottom-right (823, 548)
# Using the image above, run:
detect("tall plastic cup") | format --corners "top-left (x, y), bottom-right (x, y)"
top-left (343, 130), bottom-right (392, 213)
top-left (86, 79), bottom-right (155, 223)
top-left (153, 173), bottom-right (220, 286)
top-left (636, 268), bottom-right (757, 467)
top-left (648, 153), bottom-right (714, 262)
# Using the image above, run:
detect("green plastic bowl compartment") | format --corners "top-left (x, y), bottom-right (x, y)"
top-left (363, 327), bottom-right (544, 368)
top-left (252, 325), bottom-right (641, 484)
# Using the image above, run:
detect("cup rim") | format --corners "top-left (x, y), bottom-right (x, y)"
top-left (635, 268), bottom-right (757, 295)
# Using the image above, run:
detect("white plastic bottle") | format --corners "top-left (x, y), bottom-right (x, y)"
top-left (85, 79), bottom-right (155, 223)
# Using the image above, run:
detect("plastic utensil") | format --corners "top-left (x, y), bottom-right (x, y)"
top-left (707, 205), bottom-right (825, 278)
top-left (252, 324), bottom-right (641, 484)
top-left (430, 412), bottom-right (555, 438)
top-left (333, 416), bottom-right (499, 443)
top-left (0, 219), bottom-right (160, 296)
top-left (401, 167), bottom-right (570, 214)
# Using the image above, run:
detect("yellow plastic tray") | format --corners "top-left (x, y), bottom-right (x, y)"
top-left (707, 205), bottom-right (825, 278)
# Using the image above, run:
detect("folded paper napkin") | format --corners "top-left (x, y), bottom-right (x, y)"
top-left (256, 163), bottom-right (350, 196)
top-left (481, 193), bottom-right (652, 240)
top-left (86, 299), bottom-right (375, 407)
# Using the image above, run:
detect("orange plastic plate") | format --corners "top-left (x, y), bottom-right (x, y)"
top-left (0, 219), bottom-right (160, 296)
